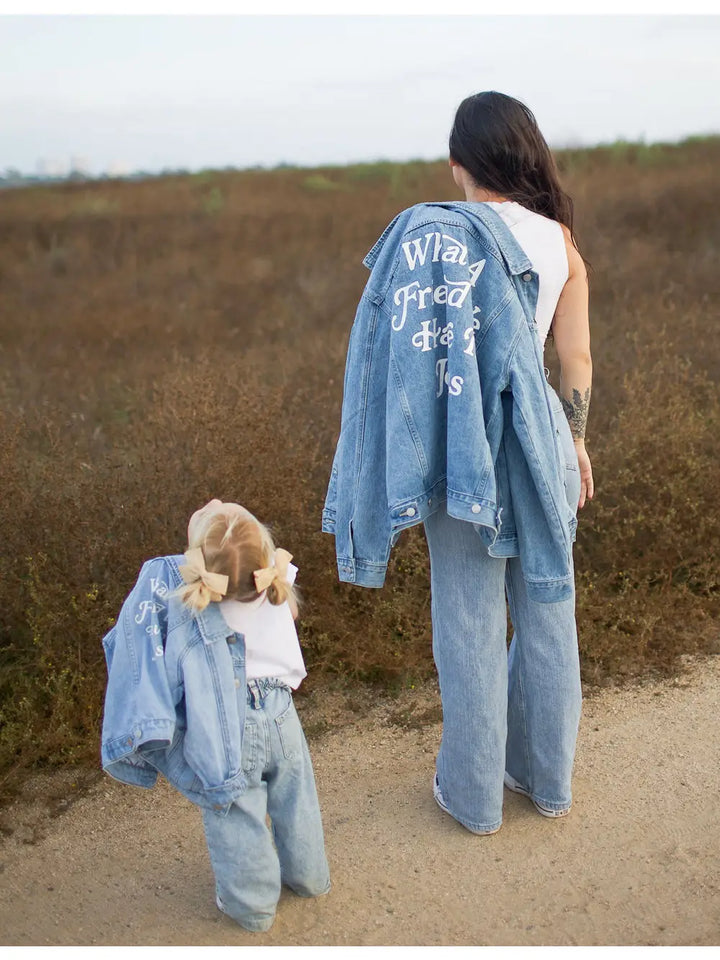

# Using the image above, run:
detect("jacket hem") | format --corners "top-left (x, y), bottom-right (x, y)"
top-left (524, 576), bottom-right (574, 604)
top-left (102, 760), bottom-right (158, 789)
top-left (336, 557), bottom-right (387, 588)
top-left (181, 769), bottom-right (249, 811)
top-left (101, 718), bottom-right (176, 764)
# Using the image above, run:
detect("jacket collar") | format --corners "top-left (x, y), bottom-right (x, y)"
top-left (166, 554), bottom-right (231, 645)
top-left (363, 201), bottom-right (533, 276)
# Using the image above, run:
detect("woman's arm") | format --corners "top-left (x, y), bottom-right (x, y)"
top-left (552, 227), bottom-right (594, 509)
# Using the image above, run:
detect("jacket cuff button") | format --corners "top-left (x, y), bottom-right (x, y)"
top-left (405, 507), bottom-right (416, 517)
top-left (471, 504), bottom-right (481, 514)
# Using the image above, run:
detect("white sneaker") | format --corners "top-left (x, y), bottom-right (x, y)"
top-left (503, 772), bottom-right (570, 818)
top-left (433, 773), bottom-right (450, 813)
top-left (433, 774), bottom-right (501, 835)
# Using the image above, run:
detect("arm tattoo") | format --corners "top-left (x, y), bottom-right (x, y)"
top-left (561, 387), bottom-right (591, 440)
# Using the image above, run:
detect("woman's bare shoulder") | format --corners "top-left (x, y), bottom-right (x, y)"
top-left (560, 224), bottom-right (587, 280)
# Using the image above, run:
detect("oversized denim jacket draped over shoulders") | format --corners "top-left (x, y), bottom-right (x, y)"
top-left (101, 554), bottom-right (248, 812)
top-left (322, 201), bottom-right (577, 603)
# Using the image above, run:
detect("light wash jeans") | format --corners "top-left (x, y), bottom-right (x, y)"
top-left (201, 679), bottom-right (330, 932)
top-left (425, 389), bottom-right (582, 834)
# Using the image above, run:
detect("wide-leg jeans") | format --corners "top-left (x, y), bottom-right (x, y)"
top-left (201, 681), bottom-right (330, 932)
top-left (425, 391), bottom-right (582, 833)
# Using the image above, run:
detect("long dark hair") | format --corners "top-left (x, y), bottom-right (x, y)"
top-left (449, 91), bottom-right (580, 249)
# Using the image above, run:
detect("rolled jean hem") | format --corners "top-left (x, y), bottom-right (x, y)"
top-left (286, 880), bottom-right (331, 898)
top-left (446, 809), bottom-right (502, 835)
top-left (234, 913), bottom-right (276, 933)
top-left (533, 797), bottom-right (571, 812)
top-left (506, 773), bottom-right (572, 812)
top-left (217, 896), bottom-right (276, 933)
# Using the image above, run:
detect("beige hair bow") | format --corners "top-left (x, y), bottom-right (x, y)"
top-left (253, 548), bottom-right (293, 594)
top-left (179, 547), bottom-right (229, 603)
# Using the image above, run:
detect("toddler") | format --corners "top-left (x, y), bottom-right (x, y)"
top-left (101, 499), bottom-right (330, 933)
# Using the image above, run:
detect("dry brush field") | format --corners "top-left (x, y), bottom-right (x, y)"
top-left (1, 139), bottom-right (719, 794)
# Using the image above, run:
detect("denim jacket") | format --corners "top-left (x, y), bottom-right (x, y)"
top-left (101, 554), bottom-right (247, 812)
top-left (322, 202), bottom-right (577, 603)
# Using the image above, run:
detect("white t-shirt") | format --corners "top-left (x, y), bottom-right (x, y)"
top-left (219, 562), bottom-right (307, 690)
top-left (484, 200), bottom-right (569, 343)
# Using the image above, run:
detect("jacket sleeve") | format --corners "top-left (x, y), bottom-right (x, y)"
top-left (322, 290), bottom-right (393, 587)
top-left (100, 559), bottom-right (177, 780)
top-left (505, 336), bottom-right (575, 603)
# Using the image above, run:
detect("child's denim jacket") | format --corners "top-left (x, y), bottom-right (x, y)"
top-left (322, 201), bottom-right (577, 603)
top-left (101, 554), bottom-right (247, 812)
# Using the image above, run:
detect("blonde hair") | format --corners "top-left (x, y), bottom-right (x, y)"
top-left (180, 506), bottom-right (297, 613)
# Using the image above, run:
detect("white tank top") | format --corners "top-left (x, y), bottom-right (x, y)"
top-left (484, 201), bottom-right (568, 343)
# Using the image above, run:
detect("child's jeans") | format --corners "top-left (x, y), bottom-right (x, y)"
top-left (201, 679), bottom-right (330, 933)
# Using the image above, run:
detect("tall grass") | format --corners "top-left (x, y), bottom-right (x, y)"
top-left (1, 138), bottom-right (719, 794)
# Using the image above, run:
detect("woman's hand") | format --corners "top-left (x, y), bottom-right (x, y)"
top-left (574, 440), bottom-right (594, 509)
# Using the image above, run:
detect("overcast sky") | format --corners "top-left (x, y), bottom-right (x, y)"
top-left (1, 14), bottom-right (718, 175)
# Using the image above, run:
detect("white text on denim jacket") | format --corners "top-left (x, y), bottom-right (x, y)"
top-left (391, 231), bottom-right (486, 397)
top-left (135, 576), bottom-right (169, 655)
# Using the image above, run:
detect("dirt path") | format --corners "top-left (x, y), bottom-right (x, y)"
top-left (1, 656), bottom-right (719, 947)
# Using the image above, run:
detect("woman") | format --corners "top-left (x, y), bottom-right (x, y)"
top-left (428, 91), bottom-right (593, 832)
top-left (323, 90), bottom-right (593, 835)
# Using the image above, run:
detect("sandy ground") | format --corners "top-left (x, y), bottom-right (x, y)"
top-left (1, 655), bottom-right (719, 947)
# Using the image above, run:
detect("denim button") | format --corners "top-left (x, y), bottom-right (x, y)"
top-left (405, 507), bottom-right (416, 517)
top-left (522, 273), bottom-right (532, 282)
top-left (471, 504), bottom-right (481, 514)
top-left (227, 636), bottom-right (237, 644)
top-left (428, 498), bottom-right (432, 506)
top-left (134, 728), bottom-right (142, 738)
top-left (234, 678), bottom-right (240, 688)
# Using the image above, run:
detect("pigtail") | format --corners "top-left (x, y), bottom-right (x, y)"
top-left (179, 580), bottom-right (214, 612)
top-left (266, 576), bottom-right (296, 608)
top-left (253, 544), bottom-right (298, 609)
top-left (174, 545), bottom-right (229, 613)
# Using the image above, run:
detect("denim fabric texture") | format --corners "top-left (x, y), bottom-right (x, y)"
top-left (426, 391), bottom-right (582, 833)
top-left (201, 681), bottom-right (330, 932)
top-left (101, 554), bottom-right (249, 811)
top-left (322, 201), bottom-right (577, 602)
